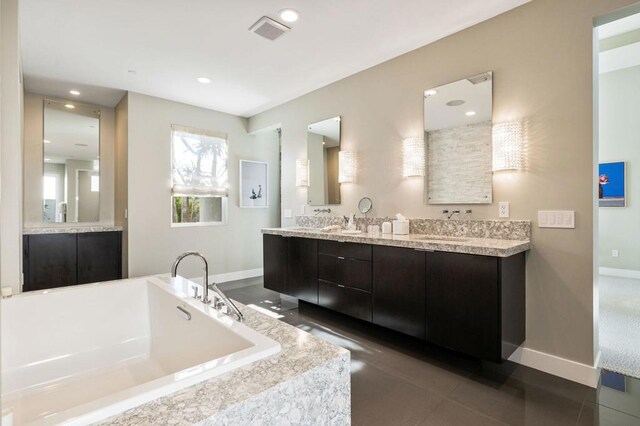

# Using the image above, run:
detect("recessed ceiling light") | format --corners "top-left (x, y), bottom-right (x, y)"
top-left (69, 90), bottom-right (80, 96)
top-left (197, 77), bottom-right (211, 84)
top-left (465, 111), bottom-right (476, 116)
top-left (43, 139), bottom-right (51, 144)
top-left (65, 104), bottom-right (75, 109)
top-left (424, 89), bottom-right (438, 97)
top-left (279, 9), bottom-right (299, 23)
top-left (322, 141), bottom-right (326, 145)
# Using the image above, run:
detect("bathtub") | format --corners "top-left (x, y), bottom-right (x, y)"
top-left (1, 276), bottom-right (281, 425)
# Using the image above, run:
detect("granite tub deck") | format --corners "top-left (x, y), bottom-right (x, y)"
top-left (100, 278), bottom-right (351, 425)
top-left (263, 227), bottom-right (530, 258)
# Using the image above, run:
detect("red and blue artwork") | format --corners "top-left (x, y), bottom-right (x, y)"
top-left (599, 162), bottom-right (625, 207)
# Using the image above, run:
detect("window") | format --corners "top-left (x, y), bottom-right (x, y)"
top-left (171, 125), bottom-right (228, 225)
top-left (43, 176), bottom-right (57, 200)
top-left (91, 175), bottom-right (100, 192)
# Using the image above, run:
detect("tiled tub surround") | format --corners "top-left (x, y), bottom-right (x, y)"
top-left (283, 217), bottom-right (530, 257)
top-left (23, 225), bottom-right (123, 234)
top-left (1, 276), bottom-right (350, 425)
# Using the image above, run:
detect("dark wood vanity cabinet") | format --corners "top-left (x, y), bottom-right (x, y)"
top-left (263, 233), bottom-right (526, 362)
top-left (425, 251), bottom-right (525, 362)
top-left (23, 231), bottom-right (123, 292)
top-left (263, 234), bottom-right (318, 303)
top-left (372, 246), bottom-right (426, 338)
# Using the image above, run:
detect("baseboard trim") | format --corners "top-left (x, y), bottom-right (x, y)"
top-left (599, 267), bottom-right (640, 279)
top-left (509, 347), bottom-right (599, 388)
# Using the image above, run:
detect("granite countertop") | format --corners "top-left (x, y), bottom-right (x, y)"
top-left (262, 227), bottom-right (530, 257)
top-left (101, 276), bottom-right (350, 424)
top-left (23, 225), bottom-right (123, 235)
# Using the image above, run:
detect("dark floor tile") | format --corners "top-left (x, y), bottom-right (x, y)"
top-left (351, 363), bottom-right (443, 426)
top-left (448, 375), bottom-right (523, 421)
top-left (578, 402), bottom-right (640, 426)
top-left (497, 385), bottom-right (584, 426)
top-left (418, 399), bottom-right (506, 426)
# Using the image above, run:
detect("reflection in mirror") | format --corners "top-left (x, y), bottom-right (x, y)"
top-left (424, 71), bottom-right (493, 204)
top-left (43, 99), bottom-right (100, 223)
top-left (307, 116), bottom-right (341, 206)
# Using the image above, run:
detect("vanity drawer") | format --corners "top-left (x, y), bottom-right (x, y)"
top-left (318, 280), bottom-right (372, 322)
top-left (318, 254), bottom-right (372, 292)
top-left (318, 240), bottom-right (372, 261)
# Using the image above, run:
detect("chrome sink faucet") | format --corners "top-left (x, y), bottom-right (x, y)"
top-left (171, 252), bottom-right (244, 322)
top-left (314, 208), bottom-right (331, 215)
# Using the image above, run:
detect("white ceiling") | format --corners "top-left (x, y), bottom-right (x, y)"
top-left (20, 0), bottom-right (529, 116)
top-left (599, 13), bottom-right (640, 74)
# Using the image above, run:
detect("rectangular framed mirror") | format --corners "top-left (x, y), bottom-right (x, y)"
top-left (424, 71), bottom-right (493, 204)
top-left (43, 99), bottom-right (101, 223)
top-left (307, 116), bottom-right (341, 205)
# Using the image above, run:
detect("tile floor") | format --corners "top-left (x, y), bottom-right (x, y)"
top-left (225, 282), bottom-right (640, 426)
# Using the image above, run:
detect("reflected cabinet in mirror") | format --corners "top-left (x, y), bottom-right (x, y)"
top-left (43, 99), bottom-right (101, 223)
top-left (424, 71), bottom-right (493, 204)
top-left (307, 116), bottom-right (341, 206)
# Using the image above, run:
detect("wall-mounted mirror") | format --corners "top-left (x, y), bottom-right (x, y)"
top-left (43, 99), bottom-right (100, 223)
top-left (424, 71), bottom-right (493, 204)
top-left (307, 116), bottom-right (341, 205)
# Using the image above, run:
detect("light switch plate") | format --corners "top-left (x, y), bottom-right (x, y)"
top-left (538, 210), bottom-right (575, 228)
top-left (499, 202), bottom-right (510, 218)
top-left (299, 205), bottom-right (306, 215)
top-left (284, 209), bottom-right (293, 219)
top-left (612, 249), bottom-right (619, 258)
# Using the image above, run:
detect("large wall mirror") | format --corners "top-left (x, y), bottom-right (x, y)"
top-left (43, 99), bottom-right (101, 223)
top-left (307, 116), bottom-right (341, 205)
top-left (424, 71), bottom-right (493, 204)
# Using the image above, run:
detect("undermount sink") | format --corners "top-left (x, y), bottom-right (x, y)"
top-left (414, 235), bottom-right (470, 243)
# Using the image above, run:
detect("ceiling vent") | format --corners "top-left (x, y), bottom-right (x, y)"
top-left (467, 72), bottom-right (492, 85)
top-left (249, 16), bottom-right (290, 41)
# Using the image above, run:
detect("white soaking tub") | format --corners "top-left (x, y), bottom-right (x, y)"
top-left (0, 276), bottom-right (281, 425)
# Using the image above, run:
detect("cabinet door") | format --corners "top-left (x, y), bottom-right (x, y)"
top-left (287, 237), bottom-right (318, 303)
top-left (426, 252), bottom-right (499, 361)
top-left (372, 246), bottom-right (426, 338)
top-left (24, 234), bottom-right (77, 291)
top-left (77, 232), bottom-right (122, 284)
top-left (263, 234), bottom-right (288, 294)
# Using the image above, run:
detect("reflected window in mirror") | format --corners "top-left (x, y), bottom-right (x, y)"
top-left (43, 99), bottom-right (100, 223)
top-left (307, 116), bottom-right (341, 206)
top-left (424, 71), bottom-right (493, 205)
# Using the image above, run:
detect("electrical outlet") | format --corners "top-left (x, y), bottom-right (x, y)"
top-left (284, 209), bottom-right (293, 219)
top-left (612, 249), bottom-right (619, 258)
top-left (499, 202), bottom-right (510, 218)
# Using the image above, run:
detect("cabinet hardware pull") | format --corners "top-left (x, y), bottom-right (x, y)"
top-left (337, 256), bottom-right (345, 260)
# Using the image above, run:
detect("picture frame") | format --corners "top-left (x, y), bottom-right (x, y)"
top-left (598, 161), bottom-right (626, 207)
top-left (239, 160), bottom-right (268, 208)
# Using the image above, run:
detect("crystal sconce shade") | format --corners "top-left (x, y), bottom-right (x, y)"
top-left (402, 137), bottom-right (425, 177)
top-left (295, 159), bottom-right (309, 187)
top-left (492, 122), bottom-right (523, 171)
top-left (338, 151), bottom-right (356, 183)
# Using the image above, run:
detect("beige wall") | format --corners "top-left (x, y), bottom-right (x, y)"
top-left (115, 94), bottom-right (129, 276)
top-left (599, 65), bottom-right (640, 271)
top-left (249, 0), bottom-right (639, 366)
top-left (23, 93), bottom-right (115, 227)
top-left (1, 0), bottom-right (23, 294)
top-left (127, 92), bottom-right (280, 280)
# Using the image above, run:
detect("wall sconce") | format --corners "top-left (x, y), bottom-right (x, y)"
top-left (338, 151), bottom-right (356, 183)
top-left (492, 122), bottom-right (523, 171)
top-left (295, 159), bottom-right (309, 187)
top-left (402, 137), bottom-right (425, 177)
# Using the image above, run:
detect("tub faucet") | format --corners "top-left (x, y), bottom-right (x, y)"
top-left (171, 252), bottom-right (244, 322)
